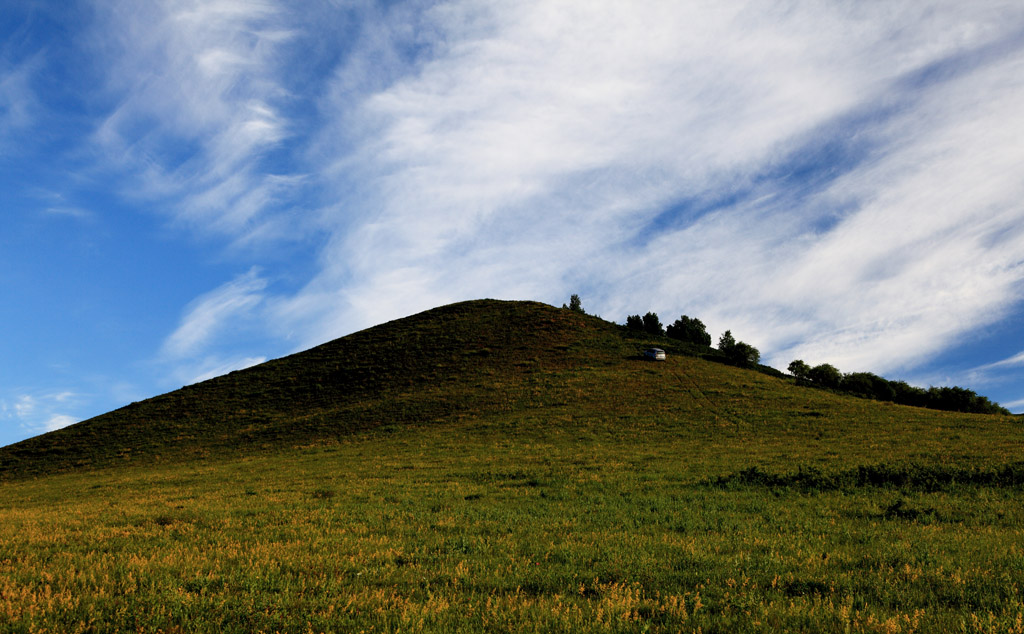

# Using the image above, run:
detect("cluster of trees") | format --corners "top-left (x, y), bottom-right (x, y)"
top-left (567, 295), bottom-right (1007, 416)
top-left (624, 312), bottom-right (664, 336)
top-left (623, 309), bottom-right (760, 368)
top-left (787, 360), bottom-right (1010, 415)
top-left (716, 330), bottom-right (761, 368)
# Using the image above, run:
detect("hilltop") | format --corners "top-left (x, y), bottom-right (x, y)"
top-left (0, 299), bottom-right (1015, 479)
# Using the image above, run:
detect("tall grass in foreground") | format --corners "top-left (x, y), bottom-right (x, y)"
top-left (2, 411), bottom-right (1022, 633)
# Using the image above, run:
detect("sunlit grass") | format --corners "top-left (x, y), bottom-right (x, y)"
top-left (2, 400), bottom-right (1022, 633)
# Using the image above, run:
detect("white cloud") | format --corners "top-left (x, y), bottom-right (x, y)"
top-left (0, 55), bottom-right (41, 152)
top-left (42, 206), bottom-right (95, 220)
top-left (70, 0), bottom-right (1024, 392)
top-left (22, 189), bottom-right (97, 221)
top-left (183, 356), bottom-right (267, 385)
top-left (161, 268), bottom-right (268, 359)
top-left (274, 0), bottom-right (1024, 377)
top-left (43, 415), bottom-right (79, 432)
top-left (14, 395), bottom-right (35, 419)
top-left (976, 350), bottom-right (1024, 371)
top-left (89, 0), bottom-right (302, 243)
top-left (1, 391), bottom-right (85, 437)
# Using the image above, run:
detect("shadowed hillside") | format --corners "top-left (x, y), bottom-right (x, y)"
top-left (0, 300), bottom-right (630, 476)
top-left (0, 299), bottom-right (1016, 479)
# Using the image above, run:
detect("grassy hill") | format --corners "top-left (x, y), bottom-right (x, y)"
top-left (1, 299), bottom-right (1022, 633)
top-left (1, 300), bottom-right (647, 476)
top-left (2, 299), bottom-right (1015, 478)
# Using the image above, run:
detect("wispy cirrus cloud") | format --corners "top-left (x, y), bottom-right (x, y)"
top-left (625, 26), bottom-right (1024, 375)
top-left (0, 55), bottom-right (41, 152)
top-left (28, 189), bottom-right (97, 221)
top-left (982, 350), bottom-right (1024, 370)
top-left (940, 348), bottom-right (1024, 398)
top-left (185, 356), bottom-right (267, 385)
top-left (162, 268), bottom-right (267, 360)
top-left (285, 1), bottom-right (879, 338)
top-left (159, 268), bottom-right (271, 386)
top-left (275, 0), bottom-right (1024, 385)
top-left (89, 0), bottom-right (304, 243)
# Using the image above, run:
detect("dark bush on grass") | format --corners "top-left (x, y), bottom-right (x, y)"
top-left (712, 462), bottom-right (1024, 492)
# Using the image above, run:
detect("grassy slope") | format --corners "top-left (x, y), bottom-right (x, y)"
top-left (2, 299), bottom-right (1016, 478)
top-left (1, 299), bottom-right (1022, 633)
top-left (0, 300), bottom-right (622, 476)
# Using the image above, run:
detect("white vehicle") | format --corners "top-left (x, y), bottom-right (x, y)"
top-left (643, 348), bottom-right (666, 361)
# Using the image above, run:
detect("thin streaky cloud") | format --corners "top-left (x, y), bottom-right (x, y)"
top-left (88, 0), bottom-right (302, 243)
top-left (42, 206), bottom-right (95, 221)
top-left (185, 356), bottom-right (267, 386)
top-left (0, 56), bottom-right (40, 149)
top-left (161, 269), bottom-right (268, 360)
top-left (975, 350), bottom-right (1024, 371)
top-left (292, 1), bottom-right (880, 342)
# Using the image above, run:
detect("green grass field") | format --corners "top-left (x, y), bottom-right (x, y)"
top-left (1, 301), bottom-right (1022, 632)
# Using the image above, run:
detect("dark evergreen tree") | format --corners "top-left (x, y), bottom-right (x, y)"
top-left (625, 314), bottom-right (644, 331)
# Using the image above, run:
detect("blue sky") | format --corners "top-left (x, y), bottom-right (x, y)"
top-left (3, 1), bottom-right (1024, 446)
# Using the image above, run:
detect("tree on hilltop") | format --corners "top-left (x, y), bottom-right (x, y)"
top-left (642, 312), bottom-right (664, 336)
top-left (787, 357), bottom-right (1010, 415)
top-left (718, 330), bottom-right (760, 368)
top-left (788, 359), bottom-right (811, 383)
top-left (841, 372), bottom-right (896, 402)
top-left (563, 294), bottom-right (585, 314)
top-left (807, 363), bottom-right (842, 390)
top-left (718, 330), bottom-right (736, 352)
top-left (890, 380), bottom-right (928, 408)
top-left (666, 315), bottom-right (712, 346)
